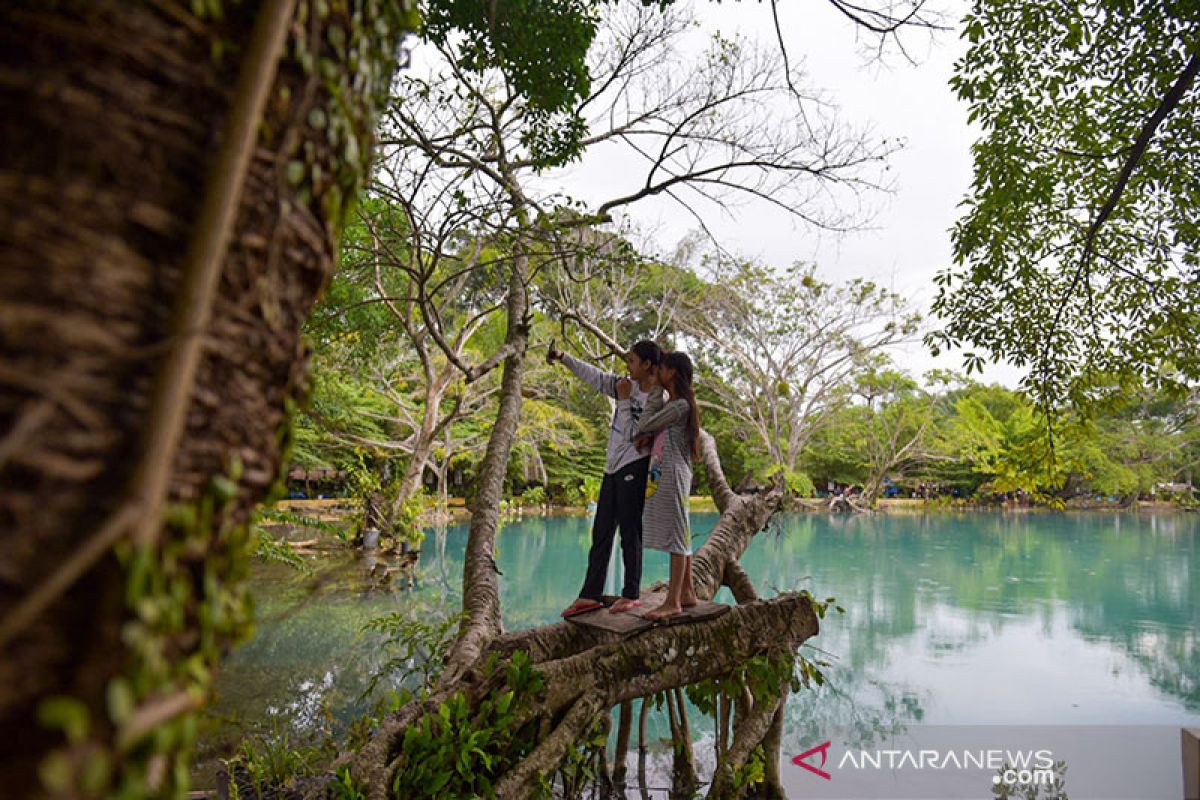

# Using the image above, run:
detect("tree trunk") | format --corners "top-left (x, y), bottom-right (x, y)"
top-left (342, 431), bottom-right (817, 800)
top-left (0, 1), bottom-right (414, 795)
top-left (612, 700), bottom-right (633, 788)
top-left (388, 372), bottom-right (453, 518)
top-left (754, 695), bottom-right (789, 799)
top-left (863, 472), bottom-right (886, 510)
top-left (438, 246), bottom-right (530, 688)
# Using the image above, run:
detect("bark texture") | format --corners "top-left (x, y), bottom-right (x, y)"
top-left (344, 430), bottom-right (815, 799)
top-left (0, 1), bottom-right (413, 795)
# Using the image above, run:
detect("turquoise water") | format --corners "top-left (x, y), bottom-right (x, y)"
top-left (201, 511), bottom-right (1200, 794)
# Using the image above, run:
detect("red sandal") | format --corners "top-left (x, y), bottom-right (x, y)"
top-left (561, 599), bottom-right (604, 618)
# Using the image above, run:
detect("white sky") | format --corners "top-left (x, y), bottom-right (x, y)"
top-left (404, 1), bottom-right (1024, 386)
top-left (551, 1), bottom-right (1025, 387)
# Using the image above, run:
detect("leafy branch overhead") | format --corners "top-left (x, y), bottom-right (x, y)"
top-left (930, 1), bottom-right (1200, 411)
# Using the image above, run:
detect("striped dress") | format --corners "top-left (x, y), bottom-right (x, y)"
top-left (637, 390), bottom-right (693, 555)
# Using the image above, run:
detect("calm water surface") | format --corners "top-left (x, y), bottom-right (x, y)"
top-left (202, 511), bottom-right (1200, 796)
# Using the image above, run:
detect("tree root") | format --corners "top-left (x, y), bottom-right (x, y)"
top-left (707, 694), bottom-right (783, 799)
top-left (612, 700), bottom-right (633, 788)
top-left (339, 423), bottom-right (811, 800)
top-left (345, 594), bottom-right (817, 799)
top-left (757, 696), bottom-right (789, 799)
top-left (668, 687), bottom-right (699, 797)
top-left (494, 694), bottom-right (604, 798)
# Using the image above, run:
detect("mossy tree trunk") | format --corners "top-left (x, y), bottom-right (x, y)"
top-left (344, 432), bottom-right (819, 800)
top-left (0, 1), bottom-right (415, 796)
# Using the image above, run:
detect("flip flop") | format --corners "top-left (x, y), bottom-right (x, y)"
top-left (609, 599), bottom-right (642, 614)
top-left (561, 599), bottom-right (604, 618)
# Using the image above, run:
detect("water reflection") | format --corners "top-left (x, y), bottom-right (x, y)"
top-left (201, 511), bottom-right (1200, 779)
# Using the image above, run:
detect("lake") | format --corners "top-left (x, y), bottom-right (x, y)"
top-left (201, 511), bottom-right (1200, 798)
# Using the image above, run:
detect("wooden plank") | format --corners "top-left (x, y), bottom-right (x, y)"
top-left (566, 591), bottom-right (729, 637)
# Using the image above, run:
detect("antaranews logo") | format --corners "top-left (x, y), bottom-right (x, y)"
top-left (792, 741), bottom-right (833, 780)
top-left (792, 741), bottom-right (1056, 783)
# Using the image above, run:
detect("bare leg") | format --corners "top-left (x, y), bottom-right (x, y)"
top-left (681, 555), bottom-right (697, 607)
top-left (647, 554), bottom-right (685, 619)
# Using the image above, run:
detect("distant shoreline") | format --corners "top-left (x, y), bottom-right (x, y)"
top-left (274, 496), bottom-right (1195, 531)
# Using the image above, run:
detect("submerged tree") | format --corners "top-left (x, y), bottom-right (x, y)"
top-left (336, 3), bottom-right (891, 794)
top-left (0, 0), bottom-right (937, 797)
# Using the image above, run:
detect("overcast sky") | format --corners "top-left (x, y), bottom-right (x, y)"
top-left (405, 1), bottom-right (1023, 386)
top-left (549, 0), bottom-right (1025, 387)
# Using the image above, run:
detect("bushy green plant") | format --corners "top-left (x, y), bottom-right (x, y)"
top-left (560, 482), bottom-right (585, 507)
top-left (518, 485), bottom-right (546, 508)
top-left (330, 765), bottom-right (366, 800)
top-left (249, 526), bottom-right (310, 572)
top-left (766, 464), bottom-right (816, 498)
top-left (387, 491), bottom-right (427, 549)
top-left (251, 506), bottom-right (352, 565)
top-left (389, 651), bottom-right (546, 799)
top-left (580, 475), bottom-right (602, 504)
top-left (346, 449), bottom-right (382, 502)
top-left (555, 718), bottom-right (609, 799)
top-left (223, 724), bottom-right (331, 800)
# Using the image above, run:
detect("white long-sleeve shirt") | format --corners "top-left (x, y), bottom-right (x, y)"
top-left (562, 354), bottom-right (658, 474)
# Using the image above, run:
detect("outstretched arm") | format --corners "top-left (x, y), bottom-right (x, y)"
top-left (559, 353), bottom-right (620, 399)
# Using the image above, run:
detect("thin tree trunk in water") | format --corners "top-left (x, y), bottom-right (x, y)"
top-left (755, 694), bottom-right (789, 799)
top-left (715, 690), bottom-right (724, 762)
top-left (670, 687), bottom-right (699, 797)
top-left (439, 246), bottom-right (529, 688)
top-left (638, 695), bottom-right (651, 795)
top-left (594, 710), bottom-right (613, 798)
top-left (0, 1), bottom-right (414, 796)
top-left (708, 690), bottom-right (784, 799)
top-left (613, 700), bottom-right (633, 788)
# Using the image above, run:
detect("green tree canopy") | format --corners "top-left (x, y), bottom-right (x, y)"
top-left (930, 1), bottom-right (1200, 411)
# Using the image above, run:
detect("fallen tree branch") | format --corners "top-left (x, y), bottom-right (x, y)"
top-left (527, 594), bottom-right (816, 724)
top-left (345, 593), bottom-right (817, 799)
top-left (699, 430), bottom-right (737, 514)
top-left (693, 479), bottom-right (785, 600)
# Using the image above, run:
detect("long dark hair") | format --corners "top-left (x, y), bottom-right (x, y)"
top-left (663, 351), bottom-right (701, 461)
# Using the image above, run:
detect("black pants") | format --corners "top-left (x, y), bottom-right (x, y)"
top-left (580, 457), bottom-right (649, 601)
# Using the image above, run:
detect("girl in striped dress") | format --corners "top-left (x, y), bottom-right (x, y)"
top-left (637, 351), bottom-right (701, 620)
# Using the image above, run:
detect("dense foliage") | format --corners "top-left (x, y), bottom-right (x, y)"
top-left (299, 214), bottom-right (1200, 509)
top-left (931, 0), bottom-right (1200, 412)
